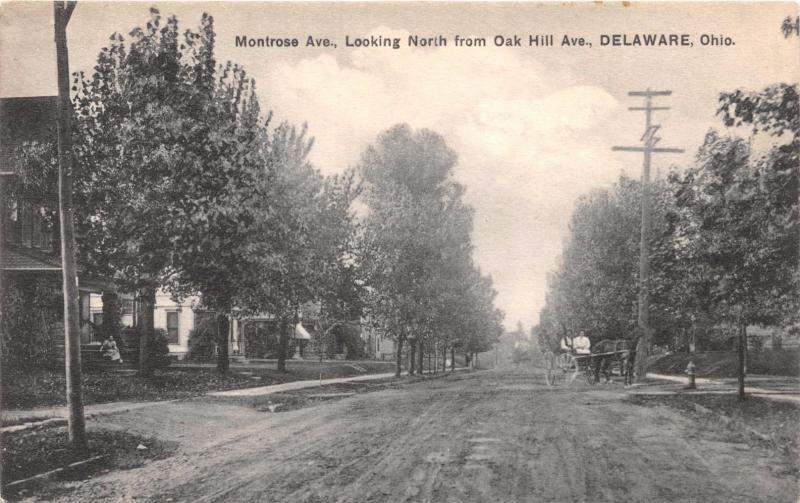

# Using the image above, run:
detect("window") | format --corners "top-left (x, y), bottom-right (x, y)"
top-left (121, 299), bottom-right (135, 316)
top-left (166, 312), bottom-right (180, 344)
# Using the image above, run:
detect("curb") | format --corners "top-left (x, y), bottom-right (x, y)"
top-left (645, 372), bottom-right (723, 385)
top-left (642, 373), bottom-right (800, 403)
top-left (3, 455), bottom-right (105, 492)
top-left (2, 417), bottom-right (68, 434)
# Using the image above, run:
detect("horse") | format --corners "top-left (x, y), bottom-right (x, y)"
top-left (591, 339), bottom-right (635, 384)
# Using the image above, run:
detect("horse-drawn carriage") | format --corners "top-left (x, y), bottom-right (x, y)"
top-left (543, 339), bottom-right (635, 386)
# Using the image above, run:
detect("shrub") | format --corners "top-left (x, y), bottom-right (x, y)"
top-left (243, 320), bottom-right (296, 359)
top-left (321, 323), bottom-right (366, 359)
top-left (186, 316), bottom-right (218, 362)
top-left (0, 275), bottom-right (62, 371)
top-left (117, 326), bottom-right (171, 368)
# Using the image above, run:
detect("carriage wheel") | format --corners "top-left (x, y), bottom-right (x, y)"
top-left (557, 353), bottom-right (579, 384)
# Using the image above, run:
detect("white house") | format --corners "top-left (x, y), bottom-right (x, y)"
top-left (89, 290), bottom-right (201, 358)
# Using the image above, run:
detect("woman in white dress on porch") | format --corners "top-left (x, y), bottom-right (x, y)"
top-left (101, 335), bottom-right (123, 363)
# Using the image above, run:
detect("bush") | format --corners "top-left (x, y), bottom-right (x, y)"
top-left (0, 275), bottom-right (62, 371)
top-left (243, 320), bottom-right (296, 359)
top-left (117, 326), bottom-right (171, 368)
top-left (186, 316), bottom-right (218, 362)
top-left (320, 323), bottom-right (366, 359)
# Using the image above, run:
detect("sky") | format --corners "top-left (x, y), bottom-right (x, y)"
top-left (1, 1), bottom-right (798, 331)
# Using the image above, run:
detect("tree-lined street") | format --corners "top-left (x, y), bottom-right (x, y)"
top-left (1, 3), bottom-right (798, 501)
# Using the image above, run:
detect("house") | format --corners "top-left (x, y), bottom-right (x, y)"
top-left (1, 95), bottom-right (226, 361)
top-left (746, 325), bottom-right (800, 351)
top-left (87, 290), bottom-right (201, 358)
top-left (1, 96), bottom-right (112, 352)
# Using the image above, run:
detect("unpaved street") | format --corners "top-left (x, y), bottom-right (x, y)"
top-left (34, 369), bottom-right (797, 502)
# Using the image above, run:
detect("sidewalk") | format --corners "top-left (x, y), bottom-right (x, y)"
top-left (2, 368), bottom-right (464, 432)
top-left (208, 371), bottom-right (406, 397)
top-left (637, 373), bottom-right (800, 403)
top-left (1, 400), bottom-right (176, 433)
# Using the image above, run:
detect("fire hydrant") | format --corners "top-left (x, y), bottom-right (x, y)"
top-left (685, 361), bottom-right (697, 390)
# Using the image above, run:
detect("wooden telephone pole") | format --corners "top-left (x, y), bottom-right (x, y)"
top-left (612, 89), bottom-right (683, 382)
top-left (54, 0), bottom-right (87, 451)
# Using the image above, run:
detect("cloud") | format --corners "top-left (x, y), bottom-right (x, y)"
top-left (259, 27), bottom-right (626, 329)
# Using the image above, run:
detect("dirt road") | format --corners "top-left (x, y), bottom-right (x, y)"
top-left (28, 368), bottom-right (798, 502)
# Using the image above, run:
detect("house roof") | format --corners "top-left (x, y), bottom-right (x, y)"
top-left (1, 246), bottom-right (113, 293)
top-left (0, 96), bottom-right (58, 169)
top-left (1, 246), bottom-right (61, 271)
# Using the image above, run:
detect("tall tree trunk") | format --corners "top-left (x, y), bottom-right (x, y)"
top-left (394, 335), bottom-right (404, 378)
top-left (433, 342), bottom-right (437, 374)
top-left (408, 338), bottom-right (417, 375)
top-left (137, 287), bottom-right (155, 377)
top-left (216, 312), bottom-right (230, 373)
top-left (738, 322), bottom-right (746, 401)
top-left (278, 318), bottom-right (288, 372)
top-left (450, 347), bottom-right (455, 371)
top-left (54, 0), bottom-right (85, 452)
top-left (418, 340), bottom-right (424, 374)
top-left (100, 290), bottom-right (121, 340)
top-left (442, 343), bottom-right (448, 372)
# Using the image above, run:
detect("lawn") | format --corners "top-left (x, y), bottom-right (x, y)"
top-left (1, 360), bottom-right (397, 412)
top-left (1, 425), bottom-right (177, 498)
top-left (626, 393), bottom-right (799, 480)
top-left (647, 349), bottom-right (800, 377)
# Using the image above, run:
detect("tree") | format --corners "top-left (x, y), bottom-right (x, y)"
top-left (360, 125), bottom-right (503, 376)
top-left (309, 170), bottom-right (364, 361)
top-left (533, 175), bottom-right (690, 369)
top-left (360, 125), bottom-right (454, 376)
top-left (249, 124), bottom-right (325, 371)
top-left (70, 9), bottom-right (280, 375)
top-left (160, 57), bottom-right (269, 373)
top-left (670, 84), bottom-right (799, 398)
top-left (71, 9), bottom-right (210, 375)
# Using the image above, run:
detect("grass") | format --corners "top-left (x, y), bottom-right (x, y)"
top-left (1, 360), bottom-right (397, 412)
top-left (627, 393), bottom-right (799, 479)
top-left (1, 425), bottom-right (177, 498)
top-left (647, 349), bottom-right (799, 377)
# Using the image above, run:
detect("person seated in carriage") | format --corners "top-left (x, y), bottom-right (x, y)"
top-left (560, 331), bottom-right (591, 355)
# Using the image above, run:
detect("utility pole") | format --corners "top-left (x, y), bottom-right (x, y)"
top-left (612, 89), bottom-right (683, 382)
top-left (54, 0), bottom-right (87, 451)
